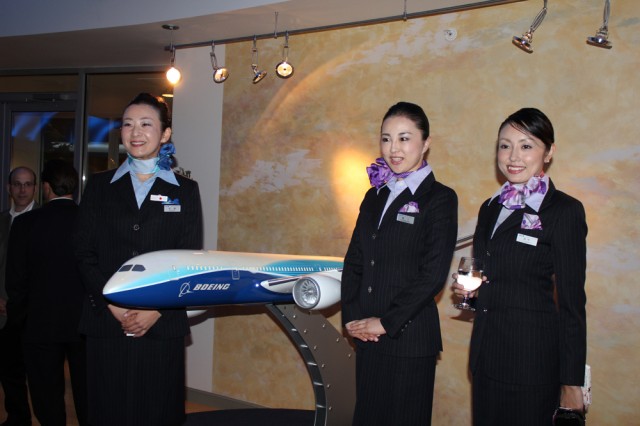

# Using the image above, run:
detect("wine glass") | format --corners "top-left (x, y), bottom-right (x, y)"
top-left (453, 257), bottom-right (483, 311)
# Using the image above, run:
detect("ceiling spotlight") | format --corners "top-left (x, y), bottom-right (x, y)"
top-left (163, 24), bottom-right (182, 85)
top-left (276, 31), bottom-right (294, 79)
top-left (587, 0), bottom-right (613, 49)
top-left (210, 43), bottom-right (229, 83)
top-left (512, 0), bottom-right (547, 53)
top-left (251, 36), bottom-right (267, 84)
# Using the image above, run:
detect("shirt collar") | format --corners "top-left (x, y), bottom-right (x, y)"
top-left (9, 200), bottom-right (35, 220)
top-left (111, 161), bottom-right (179, 186)
top-left (379, 163), bottom-right (433, 195)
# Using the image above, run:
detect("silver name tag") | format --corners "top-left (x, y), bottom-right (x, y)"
top-left (396, 213), bottom-right (415, 225)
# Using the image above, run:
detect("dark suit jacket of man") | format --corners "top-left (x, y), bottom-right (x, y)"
top-left (469, 179), bottom-right (587, 386)
top-left (341, 173), bottom-right (458, 357)
top-left (1, 204), bottom-right (38, 330)
top-left (74, 169), bottom-right (203, 339)
top-left (5, 199), bottom-right (85, 342)
top-left (0, 211), bottom-right (11, 329)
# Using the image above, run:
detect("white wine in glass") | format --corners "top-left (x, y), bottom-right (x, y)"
top-left (453, 257), bottom-right (483, 311)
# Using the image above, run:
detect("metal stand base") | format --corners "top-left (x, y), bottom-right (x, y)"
top-left (266, 304), bottom-right (355, 426)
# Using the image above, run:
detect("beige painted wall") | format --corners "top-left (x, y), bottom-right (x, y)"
top-left (210, 0), bottom-right (639, 423)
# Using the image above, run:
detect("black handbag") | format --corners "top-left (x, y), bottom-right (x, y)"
top-left (553, 408), bottom-right (585, 426)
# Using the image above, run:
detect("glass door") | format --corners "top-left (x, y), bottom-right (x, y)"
top-left (1, 98), bottom-right (78, 210)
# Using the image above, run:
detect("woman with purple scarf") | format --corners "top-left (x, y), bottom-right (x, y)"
top-left (341, 102), bottom-right (458, 425)
top-left (452, 108), bottom-right (588, 425)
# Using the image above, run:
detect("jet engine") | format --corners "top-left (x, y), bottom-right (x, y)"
top-left (292, 272), bottom-right (341, 310)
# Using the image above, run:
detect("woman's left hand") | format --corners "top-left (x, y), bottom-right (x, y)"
top-left (559, 385), bottom-right (584, 411)
top-left (122, 310), bottom-right (162, 337)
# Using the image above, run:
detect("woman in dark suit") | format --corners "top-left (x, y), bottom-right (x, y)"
top-left (341, 102), bottom-right (458, 426)
top-left (453, 108), bottom-right (587, 425)
top-left (75, 93), bottom-right (203, 426)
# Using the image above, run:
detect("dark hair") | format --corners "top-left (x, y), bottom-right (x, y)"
top-left (8, 166), bottom-right (37, 184)
top-left (498, 108), bottom-right (554, 151)
top-left (41, 159), bottom-right (78, 196)
top-left (382, 102), bottom-right (430, 140)
top-left (124, 93), bottom-right (172, 132)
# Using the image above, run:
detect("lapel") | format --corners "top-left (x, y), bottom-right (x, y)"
top-left (370, 186), bottom-right (390, 230)
top-left (483, 200), bottom-right (503, 242)
top-left (536, 179), bottom-right (556, 214)
top-left (109, 171), bottom-right (180, 214)
top-left (378, 173), bottom-right (435, 230)
top-left (491, 207), bottom-right (522, 240)
top-left (489, 179), bottom-right (557, 240)
top-left (140, 176), bottom-right (180, 214)
top-left (111, 173), bottom-right (141, 213)
top-left (0, 211), bottom-right (10, 238)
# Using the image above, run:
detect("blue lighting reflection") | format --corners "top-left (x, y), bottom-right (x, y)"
top-left (12, 112), bottom-right (57, 141)
top-left (88, 116), bottom-right (121, 144)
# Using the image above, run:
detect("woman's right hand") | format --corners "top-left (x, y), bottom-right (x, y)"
top-left (451, 272), bottom-right (478, 298)
top-left (345, 319), bottom-right (384, 342)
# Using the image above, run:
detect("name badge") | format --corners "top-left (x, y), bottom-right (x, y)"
top-left (150, 194), bottom-right (168, 202)
top-left (396, 213), bottom-right (415, 225)
top-left (516, 233), bottom-right (538, 246)
top-left (164, 205), bottom-right (181, 213)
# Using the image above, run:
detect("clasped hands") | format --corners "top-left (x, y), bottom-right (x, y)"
top-left (345, 317), bottom-right (386, 342)
top-left (108, 304), bottom-right (161, 337)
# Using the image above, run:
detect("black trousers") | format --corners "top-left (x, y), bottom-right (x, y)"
top-left (352, 348), bottom-right (437, 426)
top-left (0, 323), bottom-right (31, 426)
top-left (22, 339), bottom-right (88, 426)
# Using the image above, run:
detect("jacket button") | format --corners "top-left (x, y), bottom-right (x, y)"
top-left (483, 309), bottom-right (488, 313)
top-left (132, 251), bottom-right (139, 256)
top-left (372, 233), bottom-right (376, 239)
top-left (367, 286), bottom-right (372, 294)
top-left (370, 260), bottom-right (375, 267)
top-left (486, 251), bottom-right (490, 256)
top-left (133, 224), bottom-right (140, 231)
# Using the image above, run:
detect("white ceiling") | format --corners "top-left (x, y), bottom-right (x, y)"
top-left (0, 0), bottom-right (521, 71)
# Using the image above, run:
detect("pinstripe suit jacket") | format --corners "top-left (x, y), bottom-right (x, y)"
top-left (341, 173), bottom-right (458, 357)
top-left (469, 180), bottom-right (587, 386)
top-left (74, 169), bottom-right (203, 339)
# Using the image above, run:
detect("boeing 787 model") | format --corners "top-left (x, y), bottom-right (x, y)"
top-left (103, 250), bottom-right (344, 311)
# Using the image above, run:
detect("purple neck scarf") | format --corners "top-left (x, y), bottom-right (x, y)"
top-left (367, 158), bottom-right (427, 189)
top-left (498, 173), bottom-right (547, 210)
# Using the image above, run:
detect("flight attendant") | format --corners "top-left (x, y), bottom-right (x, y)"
top-left (75, 93), bottom-right (203, 426)
top-left (453, 108), bottom-right (587, 425)
top-left (342, 102), bottom-right (458, 425)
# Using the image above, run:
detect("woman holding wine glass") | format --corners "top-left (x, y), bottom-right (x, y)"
top-left (452, 108), bottom-right (587, 425)
top-left (341, 102), bottom-right (458, 425)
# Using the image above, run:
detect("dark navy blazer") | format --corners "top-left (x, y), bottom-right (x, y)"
top-left (470, 179), bottom-right (587, 386)
top-left (341, 172), bottom-right (458, 357)
top-left (74, 169), bottom-right (203, 339)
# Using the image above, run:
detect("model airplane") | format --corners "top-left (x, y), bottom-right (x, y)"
top-left (103, 250), bottom-right (344, 311)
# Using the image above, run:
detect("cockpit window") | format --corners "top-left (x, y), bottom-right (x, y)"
top-left (118, 264), bottom-right (133, 272)
top-left (132, 264), bottom-right (146, 272)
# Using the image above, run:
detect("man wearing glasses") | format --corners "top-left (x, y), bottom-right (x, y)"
top-left (1, 166), bottom-right (37, 426)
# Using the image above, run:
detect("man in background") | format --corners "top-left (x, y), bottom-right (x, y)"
top-left (6, 160), bottom-right (87, 426)
top-left (0, 166), bottom-right (37, 426)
